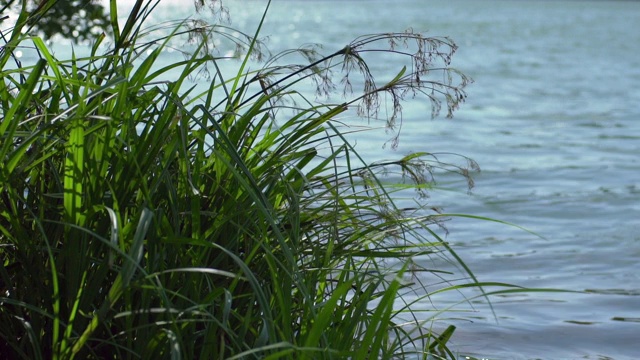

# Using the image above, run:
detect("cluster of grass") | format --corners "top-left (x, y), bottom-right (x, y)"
top-left (0, 0), bottom-right (512, 358)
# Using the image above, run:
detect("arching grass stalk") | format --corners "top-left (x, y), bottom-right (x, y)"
top-left (0, 0), bottom-right (534, 358)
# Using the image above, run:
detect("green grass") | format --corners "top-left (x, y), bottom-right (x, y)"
top-left (0, 0), bottom-right (526, 358)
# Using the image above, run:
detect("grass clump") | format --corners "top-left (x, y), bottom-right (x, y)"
top-left (0, 0), bottom-right (505, 358)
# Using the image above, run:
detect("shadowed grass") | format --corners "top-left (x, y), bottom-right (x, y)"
top-left (0, 0), bottom-right (537, 359)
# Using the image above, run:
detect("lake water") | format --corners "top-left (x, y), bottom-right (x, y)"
top-left (91, 0), bottom-right (640, 358)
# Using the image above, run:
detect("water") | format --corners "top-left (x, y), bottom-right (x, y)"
top-left (199, 2), bottom-right (639, 358)
top-left (88, 0), bottom-right (640, 358)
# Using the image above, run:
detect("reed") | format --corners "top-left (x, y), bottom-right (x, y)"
top-left (0, 1), bottom-right (518, 358)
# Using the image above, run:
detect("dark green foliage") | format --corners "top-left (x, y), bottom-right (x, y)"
top-left (1, 0), bottom-right (110, 43)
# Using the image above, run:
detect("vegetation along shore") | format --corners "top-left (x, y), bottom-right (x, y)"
top-left (0, 0), bottom-right (543, 358)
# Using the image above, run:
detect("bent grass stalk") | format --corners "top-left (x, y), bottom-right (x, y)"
top-left (0, 0), bottom-right (545, 359)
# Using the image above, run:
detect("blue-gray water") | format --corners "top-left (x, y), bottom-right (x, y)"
top-left (206, 2), bottom-right (639, 358)
top-left (82, 0), bottom-right (640, 358)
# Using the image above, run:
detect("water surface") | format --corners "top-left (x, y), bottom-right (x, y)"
top-left (234, 1), bottom-right (640, 358)
top-left (94, 0), bottom-right (640, 358)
